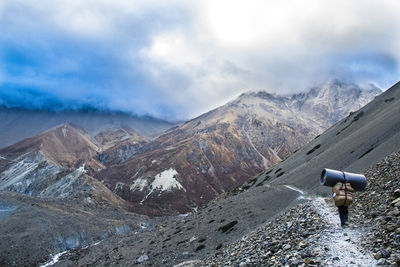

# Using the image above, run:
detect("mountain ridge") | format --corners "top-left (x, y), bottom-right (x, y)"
top-left (95, 80), bottom-right (380, 215)
top-left (0, 107), bottom-right (175, 149)
top-left (51, 81), bottom-right (399, 266)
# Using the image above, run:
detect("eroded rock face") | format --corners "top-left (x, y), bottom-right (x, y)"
top-left (0, 81), bottom-right (381, 215)
top-left (0, 124), bottom-right (129, 209)
top-left (96, 81), bottom-right (380, 215)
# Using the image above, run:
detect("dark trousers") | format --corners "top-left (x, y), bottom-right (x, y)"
top-left (338, 206), bottom-right (349, 226)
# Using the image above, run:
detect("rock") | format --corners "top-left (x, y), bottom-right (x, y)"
top-left (386, 224), bottom-right (396, 232)
top-left (377, 258), bottom-right (388, 265)
top-left (283, 244), bottom-right (291, 250)
top-left (393, 189), bottom-right (400, 198)
top-left (380, 249), bottom-right (390, 258)
top-left (393, 208), bottom-right (400, 216)
top-left (390, 253), bottom-right (400, 265)
top-left (137, 254), bottom-right (149, 263)
top-left (298, 241), bottom-right (308, 249)
top-left (304, 257), bottom-right (314, 264)
top-left (374, 252), bottom-right (383, 260)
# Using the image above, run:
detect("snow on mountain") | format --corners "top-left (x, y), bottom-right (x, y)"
top-left (96, 80), bottom-right (380, 215)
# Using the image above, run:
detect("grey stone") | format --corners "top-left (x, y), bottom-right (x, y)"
top-left (137, 254), bottom-right (149, 263)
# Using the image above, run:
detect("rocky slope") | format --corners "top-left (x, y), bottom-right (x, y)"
top-left (51, 81), bottom-right (399, 266)
top-left (351, 150), bottom-right (400, 265)
top-left (0, 191), bottom-right (150, 267)
top-left (0, 124), bottom-right (133, 209)
top-left (97, 80), bottom-right (380, 215)
top-left (204, 150), bottom-right (400, 266)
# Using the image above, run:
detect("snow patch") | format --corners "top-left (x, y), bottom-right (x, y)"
top-left (130, 177), bottom-right (148, 191)
top-left (40, 250), bottom-right (69, 267)
top-left (284, 185), bottom-right (305, 195)
top-left (76, 164), bottom-right (87, 174)
top-left (40, 238), bottom-right (103, 267)
top-left (0, 155), bottom-right (5, 160)
top-left (62, 126), bottom-right (68, 138)
top-left (139, 168), bottom-right (185, 204)
top-left (151, 169), bottom-right (185, 192)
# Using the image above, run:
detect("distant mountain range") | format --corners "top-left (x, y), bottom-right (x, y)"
top-left (0, 80), bottom-right (381, 215)
top-left (0, 107), bottom-right (175, 149)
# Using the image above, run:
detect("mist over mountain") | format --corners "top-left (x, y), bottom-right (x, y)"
top-left (0, 106), bottom-right (176, 149)
top-left (0, 87), bottom-right (137, 115)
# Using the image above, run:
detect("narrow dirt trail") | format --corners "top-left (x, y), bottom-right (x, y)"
top-left (283, 185), bottom-right (377, 266)
top-left (312, 197), bottom-right (377, 266)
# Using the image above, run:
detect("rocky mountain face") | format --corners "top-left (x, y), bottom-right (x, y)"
top-left (52, 81), bottom-right (399, 267)
top-left (96, 80), bottom-right (380, 215)
top-left (0, 124), bottom-right (128, 208)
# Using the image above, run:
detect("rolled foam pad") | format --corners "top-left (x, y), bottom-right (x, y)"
top-left (320, 168), bottom-right (367, 191)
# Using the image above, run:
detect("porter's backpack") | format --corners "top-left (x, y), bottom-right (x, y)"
top-left (332, 182), bottom-right (355, 207)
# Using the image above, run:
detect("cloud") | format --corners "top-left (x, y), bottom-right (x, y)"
top-left (0, 0), bottom-right (399, 121)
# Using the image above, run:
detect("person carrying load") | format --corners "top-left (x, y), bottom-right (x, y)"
top-left (320, 168), bottom-right (367, 227)
top-left (332, 181), bottom-right (355, 227)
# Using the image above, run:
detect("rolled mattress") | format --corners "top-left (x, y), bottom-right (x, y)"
top-left (320, 168), bottom-right (367, 191)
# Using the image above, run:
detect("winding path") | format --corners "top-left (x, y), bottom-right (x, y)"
top-left (312, 197), bottom-right (376, 266)
top-left (283, 185), bottom-right (377, 266)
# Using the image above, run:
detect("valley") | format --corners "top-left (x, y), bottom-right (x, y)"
top-left (1, 80), bottom-right (399, 266)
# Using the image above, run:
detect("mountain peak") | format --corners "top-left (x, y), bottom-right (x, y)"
top-left (0, 123), bottom-right (102, 170)
top-left (238, 79), bottom-right (381, 103)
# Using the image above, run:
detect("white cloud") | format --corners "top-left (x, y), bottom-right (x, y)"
top-left (142, 31), bottom-right (202, 67)
top-left (0, 0), bottom-right (399, 120)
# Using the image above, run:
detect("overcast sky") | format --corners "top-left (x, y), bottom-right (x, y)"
top-left (0, 0), bottom-right (399, 121)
